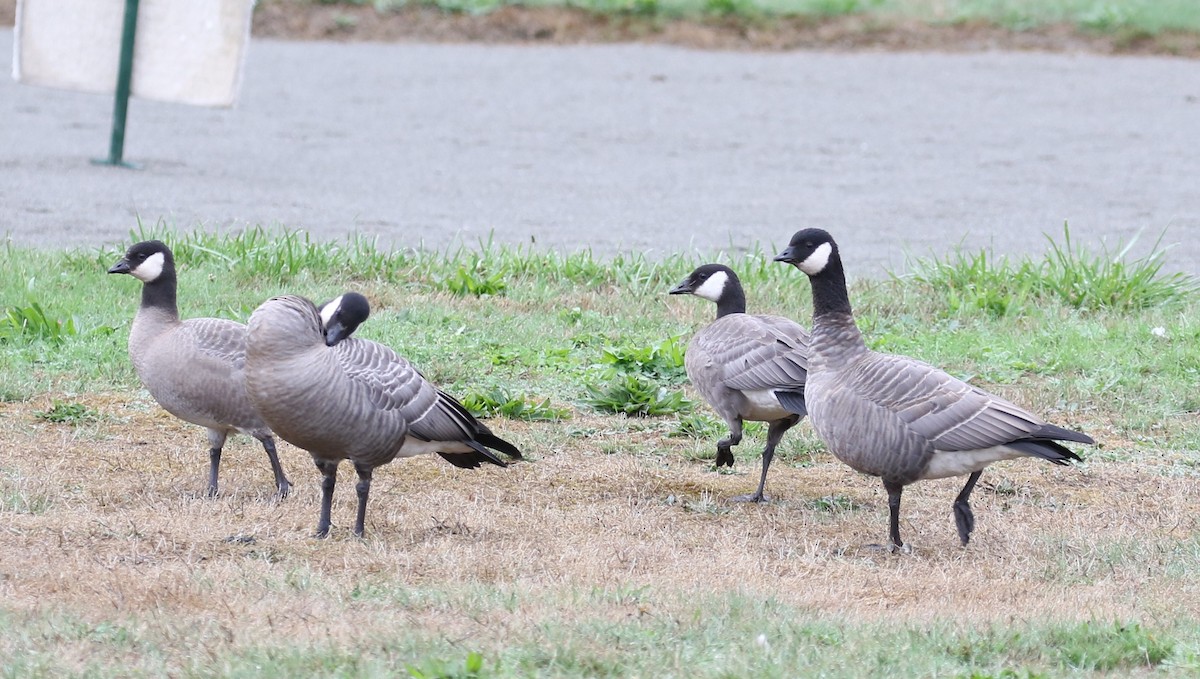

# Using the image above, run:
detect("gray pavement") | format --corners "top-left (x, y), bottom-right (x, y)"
top-left (3, 29), bottom-right (1198, 277)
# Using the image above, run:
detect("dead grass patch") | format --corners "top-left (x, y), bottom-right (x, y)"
top-left (2, 0), bottom-right (1197, 57)
top-left (241, 3), bottom-right (1200, 58)
top-left (2, 388), bottom-right (1198, 662)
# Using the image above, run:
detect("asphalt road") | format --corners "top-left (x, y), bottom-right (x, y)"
top-left (3, 29), bottom-right (1198, 277)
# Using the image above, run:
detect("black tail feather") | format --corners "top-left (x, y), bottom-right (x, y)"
top-left (1029, 422), bottom-right (1094, 445)
top-left (774, 390), bottom-right (807, 417)
top-left (438, 446), bottom-right (503, 469)
top-left (435, 433), bottom-right (523, 469)
top-left (475, 431), bottom-right (523, 460)
top-left (1009, 438), bottom-right (1084, 465)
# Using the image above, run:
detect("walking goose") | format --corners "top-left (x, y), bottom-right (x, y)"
top-left (244, 294), bottom-right (523, 538)
top-left (669, 264), bottom-right (810, 502)
top-left (108, 240), bottom-right (293, 497)
top-left (774, 229), bottom-right (1092, 550)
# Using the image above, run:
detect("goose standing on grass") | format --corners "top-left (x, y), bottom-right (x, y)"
top-left (774, 229), bottom-right (1092, 551)
top-left (108, 240), bottom-right (293, 498)
top-left (244, 294), bottom-right (523, 538)
top-left (669, 264), bottom-right (810, 502)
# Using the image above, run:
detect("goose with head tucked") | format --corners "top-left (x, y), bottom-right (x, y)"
top-left (107, 240), bottom-right (292, 498)
top-left (244, 294), bottom-right (523, 538)
top-left (774, 229), bottom-right (1092, 551)
top-left (669, 264), bottom-right (810, 502)
top-left (318, 292), bottom-right (370, 346)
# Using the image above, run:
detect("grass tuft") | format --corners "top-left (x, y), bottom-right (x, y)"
top-left (461, 387), bottom-right (571, 421)
top-left (907, 223), bottom-right (1197, 316)
top-left (33, 400), bottom-right (100, 425)
top-left (669, 412), bottom-right (722, 439)
top-left (1, 302), bottom-right (80, 345)
top-left (406, 650), bottom-right (487, 678)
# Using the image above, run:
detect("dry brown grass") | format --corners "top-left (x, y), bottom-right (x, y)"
top-left (3, 386), bottom-right (1197, 667)
top-left (246, 3), bottom-right (1200, 58)
top-left (2, 0), bottom-right (1198, 57)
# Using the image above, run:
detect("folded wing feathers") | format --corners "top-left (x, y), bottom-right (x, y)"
top-left (708, 315), bottom-right (809, 393)
top-left (182, 317), bottom-right (250, 369)
top-left (336, 339), bottom-right (424, 413)
top-left (853, 352), bottom-right (1090, 453)
top-left (333, 338), bottom-right (523, 464)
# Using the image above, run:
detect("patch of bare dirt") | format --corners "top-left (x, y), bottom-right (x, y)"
top-left (3, 0), bottom-right (1198, 57)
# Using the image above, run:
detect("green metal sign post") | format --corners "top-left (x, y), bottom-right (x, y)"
top-left (92, 0), bottom-right (141, 168)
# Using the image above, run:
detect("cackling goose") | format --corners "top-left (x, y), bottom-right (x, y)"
top-left (244, 294), bottom-right (523, 538)
top-left (108, 240), bottom-right (293, 497)
top-left (774, 229), bottom-right (1092, 551)
top-left (669, 264), bottom-right (809, 502)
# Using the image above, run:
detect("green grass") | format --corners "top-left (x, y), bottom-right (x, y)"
top-left (0, 301), bottom-right (83, 345)
top-left (33, 400), bottom-right (100, 425)
top-left (461, 386), bottom-right (572, 421)
top-left (3, 223), bottom-right (1197, 431)
top-left (2, 225), bottom-right (1199, 676)
top-left (333, 0), bottom-right (1200, 35)
top-left (0, 592), bottom-right (1190, 676)
top-left (907, 223), bottom-right (1198, 317)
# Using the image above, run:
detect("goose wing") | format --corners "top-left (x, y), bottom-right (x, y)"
top-left (701, 314), bottom-right (809, 392)
top-left (336, 338), bottom-right (508, 448)
top-left (849, 352), bottom-right (1080, 452)
top-left (333, 337), bottom-right (425, 414)
top-left (180, 317), bottom-right (249, 369)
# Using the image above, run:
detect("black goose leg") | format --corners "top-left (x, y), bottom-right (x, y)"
top-left (715, 421), bottom-right (743, 468)
top-left (884, 480), bottom-right (906, 553)
top-left (352, 463), bottom-right (373, 538)
top-left (315, 459), bottom-right (338, 538)
top-left (732, 414), bottom-right (800, 503)
top-left (257, 435), bottom-right (292, 498)
top-left (204, 429), bottom-right (230, 497)
top-left (206, 447), bottom-right (222, 497)
top-left (953, 471), bottom-right (983, 546)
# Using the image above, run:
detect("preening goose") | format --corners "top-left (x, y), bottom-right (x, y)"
top-left (319, 292), bottom-right (370, 346)
top-left (107, 240), bottom-right (292, 498)
top-left (774, 229), bottom-right (1092, 551)
top-left (244, 294), bottom-right (523, 538)
top-left (669, 264), bottom-right (809, 502)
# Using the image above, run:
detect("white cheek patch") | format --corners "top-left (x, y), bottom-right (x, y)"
top-left (692, 270), bottom-right (728, 302)
top-left (320, 295), bottom-right (343, 327)
top-left (797, 242), bottom-right (832, 276)
top-left (130, 251), bottom-right (165, 282)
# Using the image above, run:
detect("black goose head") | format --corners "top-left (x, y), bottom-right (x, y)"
top-left (669, 264), bottom-right (740, 301)
top-left (107, 240), bottom-right (175, 283)
top-left (670, 264), bottom-right (746, 318)
top-left (319, 292), bottom-right (371, 347)
top-left (773, 228), bottom-right (839, 277)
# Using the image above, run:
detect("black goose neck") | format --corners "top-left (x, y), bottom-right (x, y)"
top-left (715, 279), bottom-right (747, 319)
top-left (139, 267), bottom-right (179, 318)
top-left (809, 255), bottom-right (853, 319)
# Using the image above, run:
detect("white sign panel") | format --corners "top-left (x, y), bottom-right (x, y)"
top-left (13, 0), bottom-right (253, 108)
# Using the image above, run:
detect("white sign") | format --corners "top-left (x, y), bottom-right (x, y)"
top-left (13, 0), bottom-right (253, 108)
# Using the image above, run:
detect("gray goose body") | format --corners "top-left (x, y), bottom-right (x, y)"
top-left (670, 264), bottom-right (809, 502)
top-left (108, 240), bottom-right (291, 498)
top-left (245, 294), bottom-right (522, 537)
top-left (776, 229), bottom-right (1093, 550)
